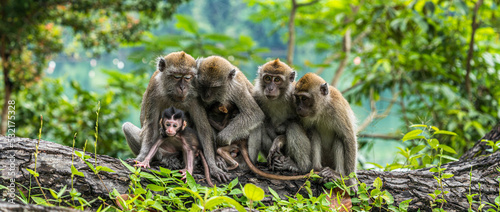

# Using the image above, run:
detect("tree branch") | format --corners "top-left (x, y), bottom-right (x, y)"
top-left (358, 134), bottom-right (401, 140)
top-left (330, 28), bottom-right (351, 87)
top-left (465, 0), bottom-right (483, 101)
top-left (357, 86), bottom-right (400, 133)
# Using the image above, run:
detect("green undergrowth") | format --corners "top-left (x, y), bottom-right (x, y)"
top-left (1, 103), bottom-right (500, 211)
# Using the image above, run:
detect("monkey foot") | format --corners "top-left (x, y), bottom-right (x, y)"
top-left (317, 167), bottom-right (342, 184)
top-left (215, 156), bottom-right (228, 172)
top-left (210, 167), bottom-right (229, 183)
top-left (134, 160), bottom-right (151, 168)
top-left (271, 155), bottom-right (299, 172)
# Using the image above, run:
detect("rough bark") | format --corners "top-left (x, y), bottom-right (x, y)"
top-left (1, 125), bottom-right (499, 211)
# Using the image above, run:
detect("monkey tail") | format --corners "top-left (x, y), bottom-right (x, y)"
top-left (240, 143), bottom-right (311, 181)
top-left (200, 152), bottom-right (214, 187)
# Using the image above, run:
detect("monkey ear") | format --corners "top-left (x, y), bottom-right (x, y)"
top-left (182, 121), bottom-right (187, 131)
top-left (157, 57), bottom-right (166, 72)
top-left (195, 58), bottom-right (204, 69)
top-left (320, 83), bottom-right (329, 96)
top-left (228, 69), bottom-right (236, 80)
top-left (159, 118), bottom-right (163, 127)
top-left (290, 71), bottom-right (296, 82)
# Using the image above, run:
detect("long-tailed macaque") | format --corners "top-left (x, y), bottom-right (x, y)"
top-left (122, 51), bottom-right (228, 182)
top-left (294, 73), bottom-right (358, 189)
top-left (253, 58), bottom-right (312, 173)
top-left (134, 107), bottom-right (213, 186)
top-left (195, 56), bottom-right (264, 165)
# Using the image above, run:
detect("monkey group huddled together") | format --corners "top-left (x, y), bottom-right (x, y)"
top-left (122, 51), bottom-right (358, 190)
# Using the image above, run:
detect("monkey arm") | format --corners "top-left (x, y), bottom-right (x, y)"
top-left (217, 90), bottom-right (265, 146)
top-left (342, 129), bottom-right (358, 185)
top-left (189, 101), bottom-right (229, 182)
top-left (135, 138), bottom-right (163, 168)
top-left (180, 136), bottom-right (195, 179)
top-left (309, 129), bottom-right (323, 171)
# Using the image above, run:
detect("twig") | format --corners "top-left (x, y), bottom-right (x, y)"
top-left (357, 85), bottom-right (399, 133)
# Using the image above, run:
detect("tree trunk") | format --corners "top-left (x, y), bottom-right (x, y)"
top-left (1, 54), bottom-right (13, 135)
top-left (1, 125), bottom-right (499, 211)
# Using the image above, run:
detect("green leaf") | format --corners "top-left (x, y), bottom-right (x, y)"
top-left (371, 188), bottom-right (381, 196)
top-left (205, 196), bottom-right (246, 212)
top-left (32, 196), bottom-right (48, 205)
top-left (428, 138), bottom-right (439, 149)
top-left (495, 196), bottom-right (500, 206)
top-left (443, 173), bottom-right (454, 179)
top-left (399, 199), bottom-right (412, 211)
top-left (172, 188), bottom-right (203, 205)
top-left (410, 145), bottom-right (427, 155)
top-left (410, 124), bottom-right (427, 128)
top-left (243, 183), bottom-right (265, 201)
top-left (120, 159), bottom-right (136, 173)
top-left (268, 187), bottom-right (280, 200)
top-left (382, 190), bottom-right (394, 204)
top-left (434, 130), bottom-right (457, 136)
top-left (402, 129), bottom-right (424, 141)
top-left (185, 172), bottom-right (197, 191)
top-left (175, 14), bottom-right (198, 34)
top-left (0, 185), bottom-right (7, 190)
top-left (438, 154), bottom-right (459, 161)
top-left (147, 184), bottom-right (167, 192)
top-left (96, 166), bottom-right (115, 173)
top-left (366, 162), bottom-right (384, 169)
top-left (438, 144), bottom-right (457, 154)
top-left (71, 165), bottom-right (84, 177)
top-left (26, 168), bottom-right (39, 177)
top-left (373, 177), bottom-right (383, 190)
top-left (50, 188), bottom-right (58, 199)
top-left (57, 185), bottom-right (67, 198)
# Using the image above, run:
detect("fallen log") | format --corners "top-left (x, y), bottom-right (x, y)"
top-left (0, 125), bottom-right (499, 211)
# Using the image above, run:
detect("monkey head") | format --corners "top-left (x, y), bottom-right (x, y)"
top-left (257, 58), bottom-right (296, 100)
top-left (157, 51), bottom-right (197, 101)
top-left (160, 107), bottom-right (187, 137)
top-left (294, 73), bottom-right (330, 118)
top-left (196, 56), bottom-right (237, 104)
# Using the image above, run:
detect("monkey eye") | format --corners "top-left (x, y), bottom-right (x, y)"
top-left (173, 75), bottom-right (182, 79)
top-left (274, 77), bottom-right (281, 82)
top-left (264, 76), bottom-right (271, 82)
top-left (184, 75), bottom-right (192, 80)
top-left (166, 123), bottom-right (171, 126)
top-left (173, 124), bottom-right (178, 128)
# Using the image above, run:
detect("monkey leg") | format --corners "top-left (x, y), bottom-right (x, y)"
top-left (217, 145), bottom-right (239, 170)
top-left (283, 122), bottom-right (312, 173)
top-left (247, 124), bottom-right (264, 163)
top-left (122, 122), bottom-right (141, 156)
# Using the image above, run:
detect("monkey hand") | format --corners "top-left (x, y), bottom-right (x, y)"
top-left (210, 166), bottom-right (229, 183)
top-left (271, 155), bottom-right (299, 172)
top-left (266, 145), bottom-right (283, 169)
top-left (215, 156), bottom-right (228, 172)
top-left (134, 160), bottom-right (151, 169)
top-left (317, 167), bottom-right (342, 184)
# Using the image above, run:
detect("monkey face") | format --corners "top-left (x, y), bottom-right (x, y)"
top-left (197, 80), bottom-right (227, 104)
top-left (262, 74), bottom-right (285, 99)
top-left (161, 119), bottom-right (183, 137)
top-left (171, 74), bottom-right (194, 99)
top-left (294, 93), bottom-right (315, 117)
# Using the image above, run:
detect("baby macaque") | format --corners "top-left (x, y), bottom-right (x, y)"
top-left (206, 101), bottom-right (243, 170)
top-left (134, 107), bottom-right (213, 186)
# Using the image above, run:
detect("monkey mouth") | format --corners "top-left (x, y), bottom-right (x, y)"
top-left (166, 132), bottom-right (177, 137)
top-left (265, 94), bottom-right (278, 100)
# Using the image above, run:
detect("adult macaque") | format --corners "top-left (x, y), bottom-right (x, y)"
top-left (294, 73), bottom-right (358, 189)
top-left (122, 51), bottom-right (228, 182)
top-left (253, 58), bottom-right (311, 173)
top-left (196, 56), bottom-right (264, 164)
top-left (134, 107), bottom-right (213, 186)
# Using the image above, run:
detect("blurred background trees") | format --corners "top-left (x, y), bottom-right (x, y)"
top-left (1, 0), bottom-right (499, 166)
